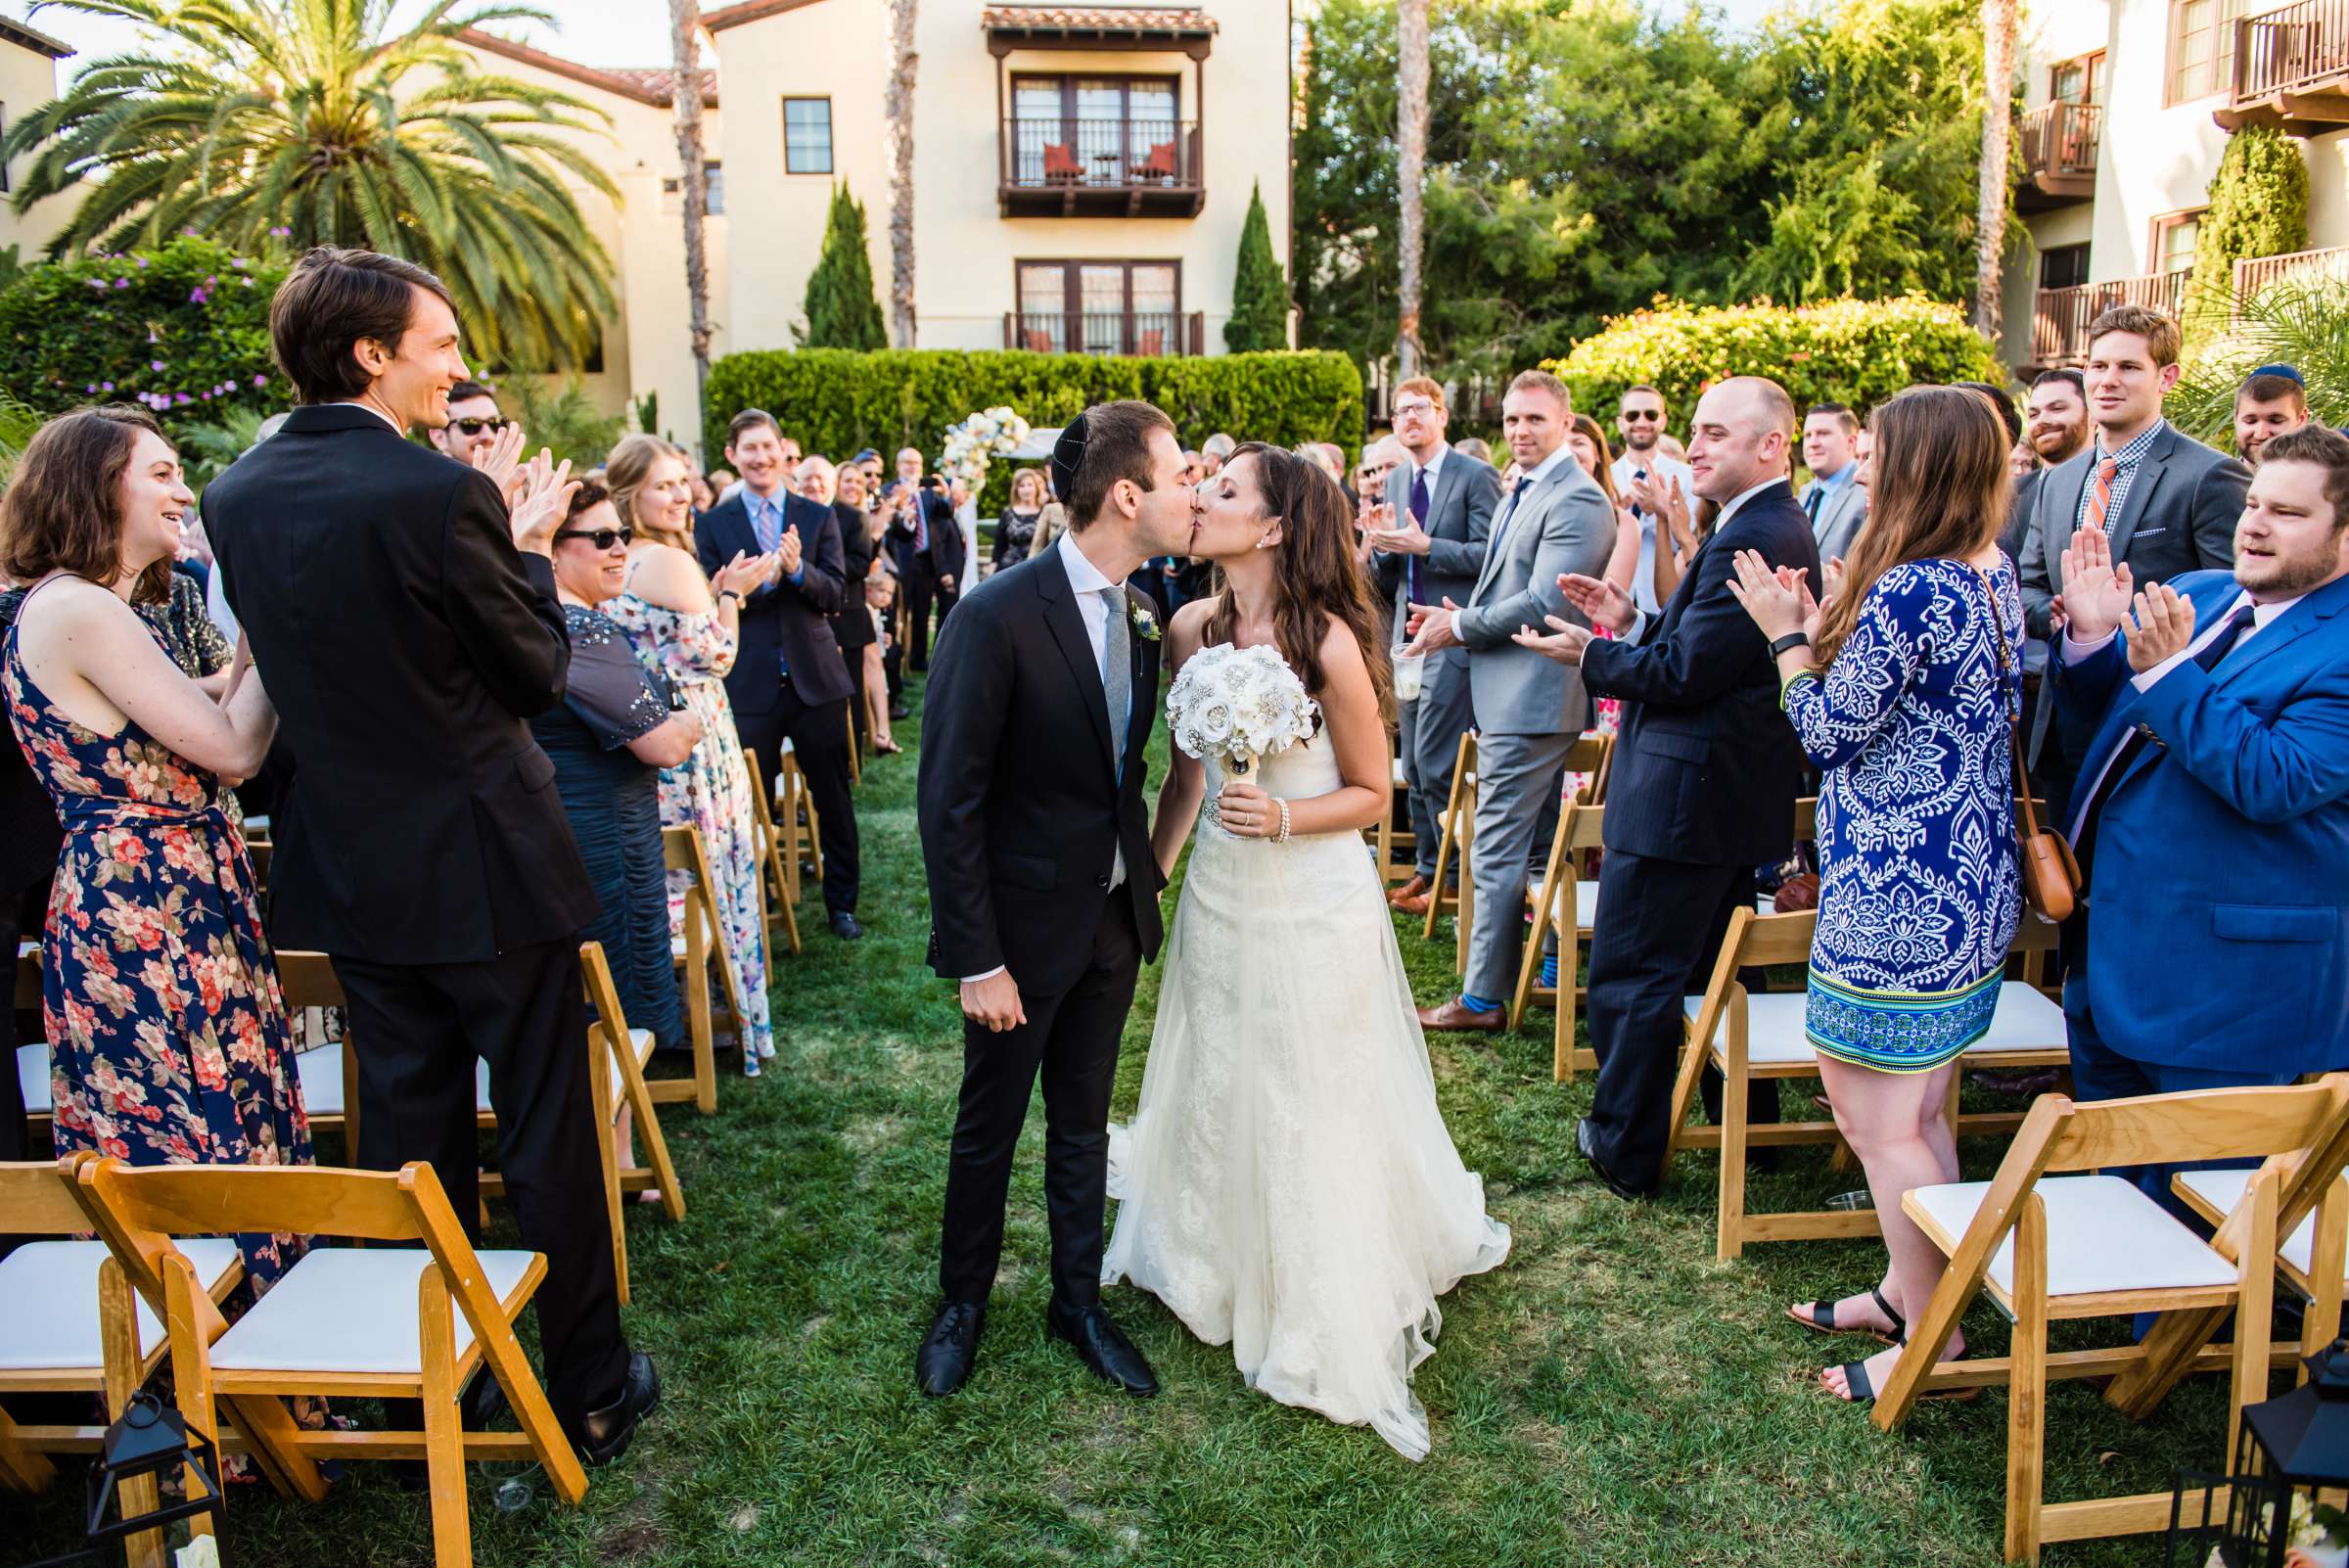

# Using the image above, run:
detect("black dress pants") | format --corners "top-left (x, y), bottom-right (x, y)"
top-left (938, 896), bottom-right (1138, 1310)
top-left (903, 571), bottom-right (937, 671)
top-left (1583, 852), bottom-right (1781, 1191)
top-left (736, 677), bottom-right (860, 915)
top-left (330, 937), bottom-right (628, 1433)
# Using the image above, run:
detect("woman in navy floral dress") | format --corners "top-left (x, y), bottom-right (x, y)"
top-left (1727, 386), bottom-right (2023, 1404)
top-left (1, 406), bottom-right (308, 1285)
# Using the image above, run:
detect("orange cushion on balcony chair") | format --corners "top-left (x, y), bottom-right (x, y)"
top-left (1042, 144), bottom-right (1082, 181)
top-left (1024, 329), bottom-right (1052, 352)
top-left (1137, 141), bottom-right (1177, 180)
top-left (1137, 329), bottom-right (1165, 357)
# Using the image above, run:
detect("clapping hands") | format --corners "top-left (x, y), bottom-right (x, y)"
top-left (2058, 526), bottom-right (2135, 643)
top-left (1724, 549), bottom-right (1819, 642)
top-left (2123, 583), bottom-right (2198, 673)
top-left (507, 448), bottom-right (578, 556)
top-left (712, 549), bottom-right (781, 600)
top-left (468, 422), bottom-right (530, 502)
top-left (1557, 573), bottom-right (1636, 635)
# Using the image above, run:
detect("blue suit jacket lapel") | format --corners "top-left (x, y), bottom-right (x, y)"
top-left (2212, 570), bottom-right (2349, 690)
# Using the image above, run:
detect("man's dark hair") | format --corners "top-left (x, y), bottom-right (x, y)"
top-left (1806, 401), bottom-right (1859, 434)
top-left (447, 380), bottom-right (496, 408)
top-left (269, 247), bottom-right (455, 405)
top-left (2259, 425), bottom-right (2349, 531)
top-left (2239, 372), bottom-right (2310, 412)
top-left (1954, 381), bottom-right (2024, 445)
top-left (2030, 367), bottom-right (2087, 399)
top-left (726, 407), bottom-right (783, 446)
top-left (1620, 384), bottom-right (1665, 408)
top-left (1065, 399), bottom-right (1175, 530)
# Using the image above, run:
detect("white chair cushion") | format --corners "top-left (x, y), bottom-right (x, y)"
top-left (1964, 983), bottom-right (2070, 1055)
top-left (1392, 756), bottom-right (1408, 789)
top-left (293, 1045), bottom-right (343, 1118)
top-left (1682, 983), bottom-right (2067, 1066)
top-left (19, 1041), bottom-right (50, 1114)
top-left (1910, 1175), bottom-right (2238, 1298)
top-left (209, 1246), bottom-right (537, 1374)
top-left (2176, 1168), bottom-right (2349, 1283)
top-left (0, 1236), bottom-right (241, 1370)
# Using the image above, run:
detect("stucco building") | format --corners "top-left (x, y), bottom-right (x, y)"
top-left (0, 16), bottom-right (77, 263)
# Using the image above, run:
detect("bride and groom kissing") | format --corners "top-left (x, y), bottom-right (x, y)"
top-left (915, 400), bottom-right (1508, 1460)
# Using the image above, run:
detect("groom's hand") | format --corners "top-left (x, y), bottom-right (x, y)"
top-left (961, 970), bottom-right (1027, 1033)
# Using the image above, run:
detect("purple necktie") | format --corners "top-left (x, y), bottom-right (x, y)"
top-left (1408, 467), bottom-right (1431, 605)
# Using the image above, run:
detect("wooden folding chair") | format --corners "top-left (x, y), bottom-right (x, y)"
top-left (0, 1159), bottom-right (248, 1567)
top-left (743, 750), bottom-right (805, 960)
top-left (1422, 731), bottom-right (1477, 949)
top-left (775, 739), bottom-right (824, 900)
top-left (2173, 1165), bottom-right (2349, 1368)
top-left (579, 941), bottom-right (685, 1307)
top-left (660, 824), bottom-right (739, 1116)
top-left (1367, 745), bottom-right (1417, 890)
top-left (845, 703), bottom-right (863, 787)
top-left (70, 1156), bottom-right (591, 1568)
top-left (1663, 906), bottom-right (2071, 1260)
top-left (15, 942), bottom-right (49, 1147)
top-left (1498, 733), bottom-right (1614, 1069)
top-left (1871, 1077), bottom-right (2349, 1564)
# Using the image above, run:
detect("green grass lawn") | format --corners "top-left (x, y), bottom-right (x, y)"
top-left (11, 671), bottom-right (2239, 1566)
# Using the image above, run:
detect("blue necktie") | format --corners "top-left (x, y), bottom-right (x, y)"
top-left (752, 495), bottom-right (790, 680)
top-left (1408, 466), bottom-right (1430, 606)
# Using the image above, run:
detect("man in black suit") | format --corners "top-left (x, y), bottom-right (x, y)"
top-left (887, 447), bottom-right (963, 670)
top-left (912, 400), bottom-right (1195, 1400)
top-left (701, 408), bottom-right (863, 940)
top-left (1516, 377), bottom-right (1818, 1198)
top-left (204, 247), bottom-right (658, 1459)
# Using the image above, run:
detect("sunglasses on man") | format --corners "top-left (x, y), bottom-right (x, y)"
top-left (448, 416), bottom-right (511, 437)
top-left (1621, 409), bottom-right (1664, 423)
top-left (554, 526), bottom-right (634, 550)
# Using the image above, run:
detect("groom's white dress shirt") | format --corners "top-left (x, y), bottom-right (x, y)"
top-left (961, 530), bottom-right (1128, 986)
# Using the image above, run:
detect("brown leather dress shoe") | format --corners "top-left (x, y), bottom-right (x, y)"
top-left (1386, 874), bottom-right (1431, 908)
top-left (1392, 889), bottom-right (1435, 917)
top-left (1416, 997), bottom-right (1504, 1033)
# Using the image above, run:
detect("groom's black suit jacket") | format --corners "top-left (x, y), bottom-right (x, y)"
top-left (918, 544), bottom-right (1165, 997)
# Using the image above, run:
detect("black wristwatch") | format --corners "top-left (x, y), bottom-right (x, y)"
top-left (717, 588), bottom-right (742, 605)
top-left (1769, 632), bottom-right (1812, 659)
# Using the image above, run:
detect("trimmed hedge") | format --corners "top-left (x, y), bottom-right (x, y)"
top-left (703, 346), bottom-right (1363, 512)
top-left (0, 238), bottom-right (288, 433)
top-left (1548, 295), bottom-right (2004, 422)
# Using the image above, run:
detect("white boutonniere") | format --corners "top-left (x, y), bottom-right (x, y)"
top-left (1128, 598), bottom-right (1161, 642)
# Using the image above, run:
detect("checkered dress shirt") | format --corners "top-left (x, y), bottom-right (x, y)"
top-left (2073, 419), bottom-right (2165, 537)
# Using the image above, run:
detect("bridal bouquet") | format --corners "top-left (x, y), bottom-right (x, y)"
top-left (1167, 643), bottom-right (1319, 783)
top-left (939, 406), bottom-right (1032, 492)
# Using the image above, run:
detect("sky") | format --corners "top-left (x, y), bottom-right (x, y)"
top-left (6, 0), bottom-right (1790, 72)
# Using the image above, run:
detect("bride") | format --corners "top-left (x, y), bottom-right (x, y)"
top-left (1104, 441), bottom-right (1510, 1460)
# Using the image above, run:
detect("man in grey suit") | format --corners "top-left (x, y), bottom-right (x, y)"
top-left (2016, 302), bottom-right (2247, 806)
top-left (1798, 402), bottom-right (1867, 563)
top-left (1369, 376), bottom-right (1501, 917)
top-left (1402, 370), bottom-right (1617, 1032)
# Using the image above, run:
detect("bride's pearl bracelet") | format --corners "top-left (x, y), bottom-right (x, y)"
top-left (1274, 799), bottom-right (1292, 844)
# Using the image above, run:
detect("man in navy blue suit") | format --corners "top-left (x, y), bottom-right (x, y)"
top-left (701, 407), bottom-right (863, 939)
top-left (2055, 425), bottom-right (2349, 1193)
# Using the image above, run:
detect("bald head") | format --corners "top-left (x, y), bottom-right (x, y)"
top-left (1687, 376), bottom-right (1795, 503)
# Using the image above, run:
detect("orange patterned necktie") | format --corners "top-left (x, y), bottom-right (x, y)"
top-left (2086, 455), bottom-right (2121, 534)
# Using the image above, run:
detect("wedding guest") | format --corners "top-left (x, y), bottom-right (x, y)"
top-left (2236, 365), bottom-right (2311, 466)
top-left (1455, 437), bottom-right (1494, 467)
top-left (427, 378), bottom-right (506, 466)
top-left (827, 460), bottom-right (885, 755)
top-left (995, 467), bottom-right (1051, 571)
top-left (2016, 303), bottom-right (2248, 811)
top-left (688, 471), bottom-right (715, 517)
top-left (1612, 385), bottom-right (1698, 618)
top-left (1371, 379), bottom-right (1499, 918)
top-left (798, 454), bottom-right (836, 507)
top-left (1515, 377), bottom-right (1817, 1197)
top-left (2007, 370), bottom-right (2093, 563)
top-left (604, 434), bottom-right (781, 1075)
top-left (534, 482), bottom-right (698, 1056)
top-left (1727, 386), bottom-right (2023, 1402)
top-left (1798, 403), bottom-right (1867, 564)
top-left (1201, 431), bottom-right (1236, 477)
top-left (1299, 441), bottom-right (1345, 487)
top-left (889, 448), bottom-right (962, 672)
top-left (1567, 412), bottom-right (1645, 602)
top-left (705, 409), bottom-right (863, 940)
top-left (1029, 474), bottom-right (1073, 556)
top-left (206, 247), bottom-right (658, 1459)
top-left (1405, 370), bottom-right (1614, 1032)
top-left (1, 405), bottom-right (309, 1283)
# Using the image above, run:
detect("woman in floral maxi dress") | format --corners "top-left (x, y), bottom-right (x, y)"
top-left (604, 435), bottom-right (783, 1072)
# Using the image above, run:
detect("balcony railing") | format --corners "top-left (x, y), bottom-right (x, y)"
top-left (2030, 272), bottom-right (2188, 366)
top-left (2235, 243), bottom-right (2349, 298)
top-left (998, 117), bottom-right (1206, 217)
top-left (1003, 309), bottom-right (1205, 357)
top-left (2016, 101), bottom-right (2100, 208)
top-left (2222, 0), bottom-right (2349, 131)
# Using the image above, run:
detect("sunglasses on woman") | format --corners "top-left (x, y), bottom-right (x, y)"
top-left (554, 526), bottom-right (634, 550)
top-left (448, 416), bottom-right (512, 436)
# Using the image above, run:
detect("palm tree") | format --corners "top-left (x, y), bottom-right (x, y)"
top-left (1973, 0), bottom-right (2018, 342)
top-left (1394, 0), bottom-right (1428, 381)
top-left (2, 0), bottom-right (622, 373)
top-left (885, 0), bottom-right (918, 348)
top-left (668, 0), bottom-right (714, 411)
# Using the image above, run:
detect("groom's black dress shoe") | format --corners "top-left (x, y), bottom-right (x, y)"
top-left (577, 1352), bottom-right (663, 1466)
top-left (917, 1301), bottom-right (986, 1397)
top-left (1047, 1299), bottom-right (1159, 1397)
top-left (1576, 1118), bottom-right (1656, 1203)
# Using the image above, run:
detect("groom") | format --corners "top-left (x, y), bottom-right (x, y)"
top-left (914, 399), bottom-right (1195, 1397)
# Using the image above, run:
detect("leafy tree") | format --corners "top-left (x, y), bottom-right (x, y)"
top-left (494, 372), bottom-right (626, 469)
top-left (801, 184), bottom-right (889, 350)
top-left (1, 0), bottom-right (620, 373)
top-left (2188, 125), bottom-right (2310, 326)
top-left (1225, 182), bottom-right (1291, 352)
top-left (2169, 276), bottom-right (2348, 441)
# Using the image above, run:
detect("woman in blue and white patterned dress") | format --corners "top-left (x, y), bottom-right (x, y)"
top-left (1726, 385), bottom-right (2024, 1404)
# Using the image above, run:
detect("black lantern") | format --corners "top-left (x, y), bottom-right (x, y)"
top-left (85, 1390), bottom-right (222, 1549)
top-left (2168, 1340), bottom-right (2349, 1567)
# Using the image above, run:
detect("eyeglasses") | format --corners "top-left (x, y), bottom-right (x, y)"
top-left (448, 416), bottom-right (510, 437)
top-left (1394, 399), bottom-right (1438, 417)
top-left (1621, 409), bottom-right (1664, 423)
top-left (554, 526), bottom-right (634, 550)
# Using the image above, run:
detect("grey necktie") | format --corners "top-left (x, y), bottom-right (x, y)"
top-left (1099, 585), bottom-right (1130, 778)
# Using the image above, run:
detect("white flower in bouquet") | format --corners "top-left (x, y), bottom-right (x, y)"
top-left (1166, 643), bottom-right (1319, 786)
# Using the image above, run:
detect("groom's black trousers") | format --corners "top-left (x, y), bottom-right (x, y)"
top-left (940, 894), bottom-right (1139, 1310)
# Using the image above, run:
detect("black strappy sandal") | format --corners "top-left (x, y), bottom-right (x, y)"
top-left (1821, 1341), bottom-right (1978, 1406)
top-left (1787, 1285), bottom-right (1906, 1346)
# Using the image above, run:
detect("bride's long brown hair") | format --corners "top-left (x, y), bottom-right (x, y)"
top-left (1205, 441), bottom-right (1395, 726)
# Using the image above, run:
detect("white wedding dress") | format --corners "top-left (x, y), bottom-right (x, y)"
top-left (1102, 705), bottom-right (1511, 1460)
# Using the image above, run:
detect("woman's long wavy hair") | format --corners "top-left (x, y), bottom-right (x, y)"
top-left (1205, 441), bottom-right (1395, 727)
top-left (1812, 386), bottom-right (2011, 669)
top-left (1569, 413), bottom-right (1625, 509)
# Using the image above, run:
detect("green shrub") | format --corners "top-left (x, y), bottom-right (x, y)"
top-left (0, 238), bottom-right (287, 434)
top-left (704, 347), bottom-right (1362, 512)
top-left (800, 185), bottom-right (889, 351)
top-left (2188, 125), bottom-right (2311, 336)
top-left (1547, 294), bottom-right (2003, 423)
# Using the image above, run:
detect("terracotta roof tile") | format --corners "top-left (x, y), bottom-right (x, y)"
top-left (458, 29), bottom-right (718, 109)
top-left (980, 6), bottom-right (1218, 35)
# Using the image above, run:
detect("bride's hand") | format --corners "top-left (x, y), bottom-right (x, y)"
top-left (1217, 781), bottom-right (1278, 839)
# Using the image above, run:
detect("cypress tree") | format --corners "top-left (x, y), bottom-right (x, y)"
top-left (800, 184), bottom-right (889, 350)
top-left (2189, 123), bottom-right (2310, 321)
top-left (1225, 181), bottom-right (1292, 352)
